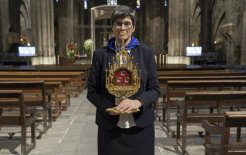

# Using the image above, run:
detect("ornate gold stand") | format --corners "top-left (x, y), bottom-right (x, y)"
top-left (106, 107), bottom-right (140, 114)
top-left (105, 40), bottom-right (141, 114)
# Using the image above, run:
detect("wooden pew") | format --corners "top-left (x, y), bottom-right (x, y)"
top-left (158, 75), bottom-right (246, 87)
top-left (0, 90), bottom-right (37, 155)
top-left (0, 71), bottom-right (83, 93)
top-left (45, 81), bottom-right (66, 118)
top-left (0, 81), bottom-right (51, 138)
top-left (0, 64), bottom-right (91, 89)
top-left (0, 70), bottom-right (82, 107)
top-left (156, 71), bottom-right (246, 122)
top-left (157, 70), bottom-right (246, 89)
top-left (0, 78), bottom-right (71, 114)
top-left (158, 70), bottom-right (246, 76)
top-left (176, 91), bottom-right (246, 155)
top-left (202, 111), bottom-right (246, 155)
top-left (33, 64), bottom-right (91, 82)
top-left (157, 69), bottom-right (246, 89)
top-left (164, 80), bottom-right (246, 135)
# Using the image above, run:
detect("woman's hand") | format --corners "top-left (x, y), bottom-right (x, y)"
top-left (116, 99), bottom-right (142, 113)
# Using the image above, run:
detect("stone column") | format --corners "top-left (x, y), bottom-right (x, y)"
top-left (240, 1), bottom-right (246, 65)
top-left (200, 0), bottom-right (212, 52)
top-left (168, 0), bottom-right (191, 64)
top-left (0, 0), bottom-right (10, 52)
top-left (77, 4), bottom-right (84, 55)
top-left (223, 0), bottom-right (243, 65)
top-left (142, 0), bottom-right (165, 54)
top-left (57, 0), bottom-right (76, 62)
top-left (31, 0), bottom-right (55, 65)
top-left (0, 1), bottom-right (1, 52)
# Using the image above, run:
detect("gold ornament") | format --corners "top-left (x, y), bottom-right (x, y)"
top-left (106, 40), bottom-right (141, 114)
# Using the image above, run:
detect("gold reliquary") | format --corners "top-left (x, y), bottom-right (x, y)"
top-left (105, 46), bottom-right (141, 114)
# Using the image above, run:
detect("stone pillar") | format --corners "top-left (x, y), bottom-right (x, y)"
top-left (31, 0), bottom-right (55, 65)
top-left (168, 0), bottom-right (191, 64)
top-left (0, 0), bottom-right (10, 52)
top-left (57, 0), bottom-right (77, 62)
top-left (142, 0), bottom-right (165, 54)
top-left (200, 0), bottom-right (212, 52)
top-left (0, 2), bottom-right (1, 52)
top-left (223, 0), bottom-right (243, 65)
top-left (240, 1), bottom-right (246, 65)
top-left (77, 4), bottom-right (85, 55)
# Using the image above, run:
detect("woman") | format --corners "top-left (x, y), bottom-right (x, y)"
top-left (87, 5), bottom-right (160, 155)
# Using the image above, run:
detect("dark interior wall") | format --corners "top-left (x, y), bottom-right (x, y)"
top-left (199, 0), bottom-right (213, 52)
top-left (0, 2), bottom-right (2, 51)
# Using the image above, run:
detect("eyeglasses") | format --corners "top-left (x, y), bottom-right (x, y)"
top-left (113, 21), bottom-right (133, 29)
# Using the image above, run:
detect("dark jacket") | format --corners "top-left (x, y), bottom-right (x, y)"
top-left (87, 44), bottom-right (160, 130)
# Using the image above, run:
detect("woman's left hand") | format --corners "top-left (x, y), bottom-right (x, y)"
top-left (115, 99), bottom-right (141, 113)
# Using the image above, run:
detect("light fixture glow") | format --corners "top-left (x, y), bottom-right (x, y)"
top-left (84, 0), bottom-right (88, 9)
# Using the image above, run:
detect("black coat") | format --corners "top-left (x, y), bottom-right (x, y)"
top-left (87, 44), bottom-right (160, 130)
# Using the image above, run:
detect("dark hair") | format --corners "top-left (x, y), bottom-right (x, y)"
top-left (111, 5), bottom-right (136, 27)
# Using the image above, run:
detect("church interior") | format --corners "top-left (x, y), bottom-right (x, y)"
top-left (1, 0), bottom-right (246, 66)
top-left (0, 0), bottom-right (246, 155)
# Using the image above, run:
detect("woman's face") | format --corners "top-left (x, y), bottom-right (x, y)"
top-left (112, 16), bottom-right (135, 44)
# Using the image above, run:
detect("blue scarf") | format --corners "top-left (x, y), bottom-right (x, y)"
top-left (107, 37), bottom-right (140, 51)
